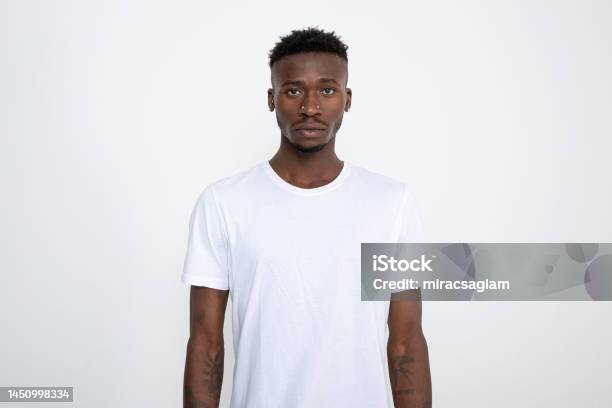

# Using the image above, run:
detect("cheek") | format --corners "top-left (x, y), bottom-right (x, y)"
top-left (275, 106), bottom-right (290, 121)
top-left (275, 109), bottom-right (296, 133)
top-left (324, 104), bottom-right (345, 121)
top-left (277, 101), bottom-right (297, 116)
top-left (326, 98), bottom-right (346, 112)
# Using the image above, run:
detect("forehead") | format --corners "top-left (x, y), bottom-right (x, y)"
top-left (271, 52), bottom-right (347, 86)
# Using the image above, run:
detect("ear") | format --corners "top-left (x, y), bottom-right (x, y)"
top-left (267, 88), bottom-right (274, 111)
top-left (345, 88), bottom-right (352, 112)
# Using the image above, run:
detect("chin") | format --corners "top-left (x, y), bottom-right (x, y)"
top-left (282, 132), bottom-right (331, 153)
top-left (292, 140), bottom-right (328, 153)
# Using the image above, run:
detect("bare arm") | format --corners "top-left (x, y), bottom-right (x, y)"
top-left (387, 290), bottom-right (432, 408)
top-left (183, 285), bottom-right (229, 408)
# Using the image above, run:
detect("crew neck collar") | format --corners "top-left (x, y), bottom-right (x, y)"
top-left (262, 160), bottom-right (352, 196)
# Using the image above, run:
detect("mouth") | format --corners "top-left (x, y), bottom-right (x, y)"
top-left (295, 127), bottom-right (327, 138)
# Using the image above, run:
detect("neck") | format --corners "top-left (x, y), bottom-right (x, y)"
top-left (268, 134), bottom-right (344, 188)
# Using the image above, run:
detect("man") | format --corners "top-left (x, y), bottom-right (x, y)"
top-left (182, 27), bottom-right (432, 408)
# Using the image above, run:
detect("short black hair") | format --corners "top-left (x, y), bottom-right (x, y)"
top-left (268, 26), bottom-right (349, 68)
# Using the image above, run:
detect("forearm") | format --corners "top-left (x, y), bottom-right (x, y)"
top-left (387, 331), bottom-right (432, 408)
top-left (183, 337), bottom-right (224, 408)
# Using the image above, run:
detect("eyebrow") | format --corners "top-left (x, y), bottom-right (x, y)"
top-left (280, 78), bottom-right (340, 87)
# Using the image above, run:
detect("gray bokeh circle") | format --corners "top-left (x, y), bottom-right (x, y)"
top-left (584, 254), bottom-right (612, 301)
top-left (565, 243), bottom-right (599, 263)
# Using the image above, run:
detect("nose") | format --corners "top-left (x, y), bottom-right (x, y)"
top-left (299, 91), bottom-right (321, 115)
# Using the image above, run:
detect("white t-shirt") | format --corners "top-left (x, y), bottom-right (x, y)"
top-left (182, 160), bottom-right (423, 408)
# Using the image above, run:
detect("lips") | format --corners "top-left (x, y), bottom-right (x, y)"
top-left (295, 122), bottom-right (327, 137)
top-left (296, 128), bottom-right (326, 137)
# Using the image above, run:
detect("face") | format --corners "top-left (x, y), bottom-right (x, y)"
top-left (268, 52), bottom-right (352, 153)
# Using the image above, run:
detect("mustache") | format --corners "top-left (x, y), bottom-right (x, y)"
top-left (294, 119), bottom-right (328, 128)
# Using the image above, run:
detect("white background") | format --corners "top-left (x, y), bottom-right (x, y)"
top-left (1, 0), bottom-right (611, 407)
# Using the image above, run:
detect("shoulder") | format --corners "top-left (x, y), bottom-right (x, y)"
top-left (195, 162), bottom-right (263, 203)
top-left (348, 162), bottom-right (416, 201)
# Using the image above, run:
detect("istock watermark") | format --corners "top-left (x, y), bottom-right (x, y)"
top-left (361, 243), bottom-right (612, 301)
top-left (372, 254), bottom-right (435, 272)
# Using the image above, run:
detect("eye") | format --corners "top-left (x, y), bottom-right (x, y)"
top-left (322, 88), bottom-right (336, 95)
top-left (287, 88), bottom-right (301, 96)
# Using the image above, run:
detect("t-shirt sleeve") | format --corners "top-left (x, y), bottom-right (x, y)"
top-left (397, 184), bottom-right (425, 243)
top-left (181, 185), bottom-right (230, 290)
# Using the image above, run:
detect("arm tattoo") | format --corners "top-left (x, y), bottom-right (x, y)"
top-left (203, 351), bottom-right (223, 400)
top-left (390, 355), bottom-right (415, 385)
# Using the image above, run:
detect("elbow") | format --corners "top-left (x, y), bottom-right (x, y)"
top-left (387, 328), bottom-right (427, 354)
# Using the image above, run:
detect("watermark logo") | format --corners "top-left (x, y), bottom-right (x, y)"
top-left (372, 254), bottom-right (435, 272)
